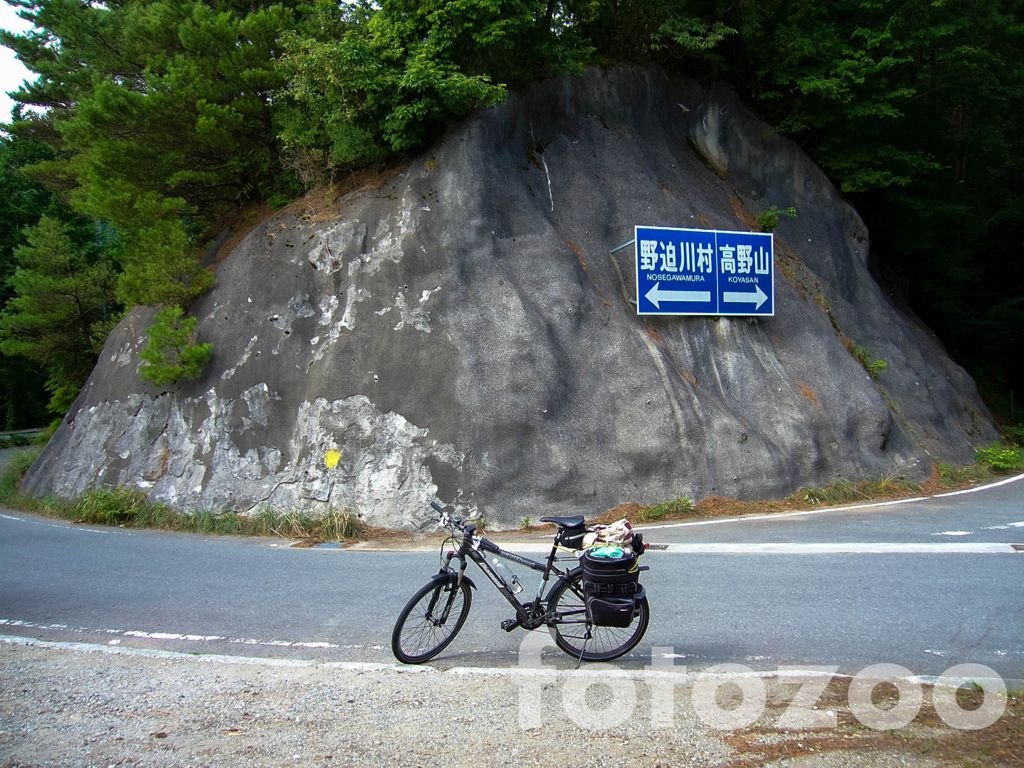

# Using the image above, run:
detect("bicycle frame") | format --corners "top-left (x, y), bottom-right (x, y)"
top-left (444, 521), bottom-right (580, 631)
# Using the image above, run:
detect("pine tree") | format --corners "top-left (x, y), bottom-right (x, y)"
top-left (0, 216), bottom-right (118, 414)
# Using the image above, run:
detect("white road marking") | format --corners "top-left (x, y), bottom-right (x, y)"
top-left (635, 472), bottom-right (1024, 532)
top-left (933, 473), bottom-right (1024, 498)
top-left (483, 542), bottom-right (1022, 555)
top-left (3, 635), bottom-right (1019, 692)
top-left (657, 543), bottom-right (1021, 554)
top-left (0, 618), bottom-right (339, 649)
top-left (0, 635), bottom-right (399, 670)
top-left (0, 512), bottom-right (133, 535)
top-left (933, 530), bottom-right (973, 536)
top-left (633, 496), bottom-right (930, 532)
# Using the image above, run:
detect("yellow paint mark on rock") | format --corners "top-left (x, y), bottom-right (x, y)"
top-left (324, 449), bottom-right (342, 470)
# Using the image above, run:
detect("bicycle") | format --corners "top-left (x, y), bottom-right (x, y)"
top-left (391, 500), bottom-right (650, 664)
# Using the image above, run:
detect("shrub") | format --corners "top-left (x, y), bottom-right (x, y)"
top-left (139, 306), bottom-right (213, 386)
top-left (976, 443), bottom-right (1024, 473)
top-left (756, 205), bottom-right (797, 232)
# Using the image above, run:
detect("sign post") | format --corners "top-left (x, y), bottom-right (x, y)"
top-left (634, 226), bottom-right (774, 317)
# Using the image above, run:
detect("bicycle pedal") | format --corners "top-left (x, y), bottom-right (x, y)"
top-left (500, 618), bottom-right (520, 632)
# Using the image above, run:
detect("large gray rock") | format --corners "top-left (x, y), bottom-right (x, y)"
top-left (23, 67), bottom-right (996, 529)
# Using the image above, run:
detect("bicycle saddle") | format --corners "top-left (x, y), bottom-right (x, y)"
top-left (540, 515), bottom-right (585, 528)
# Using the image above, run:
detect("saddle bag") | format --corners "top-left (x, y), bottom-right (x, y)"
top-left (581, 546), bottom-right (644, 628)
top-left (556, 522), bottom-right (588, 550)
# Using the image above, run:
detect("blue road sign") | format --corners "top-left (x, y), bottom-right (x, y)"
top-left (635, 226), bottom-right (774, 317)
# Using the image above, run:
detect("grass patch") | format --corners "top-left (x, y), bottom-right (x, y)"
top-left (265, 507), bottom-right (364, 541)
top-left (1, 459), bottom-right (364, 542)
top-left (595, 457), bottom-right (1017, 527)
top-left (641, 496), bottom-right (694, 521)
top-left (936, 461), bottom-right (994, 486)
top-left (794, 475), bottom-right (923, 506)
top-left (5, 441), bottom-right (1021, 538)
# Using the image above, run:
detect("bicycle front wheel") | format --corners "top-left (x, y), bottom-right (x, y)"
top-left (547, 571), bottom-right (649, 662)
top-left (391, 577), bottom-right (472, 664)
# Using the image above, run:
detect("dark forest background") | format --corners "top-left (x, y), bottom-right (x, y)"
top-left (1, 0), bottom-right (1021, 432)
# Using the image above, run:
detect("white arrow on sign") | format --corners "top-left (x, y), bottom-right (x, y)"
top-left (645, 283), bottom-right (712, 309)
top-left (722, 284), bottom-right (768, 310)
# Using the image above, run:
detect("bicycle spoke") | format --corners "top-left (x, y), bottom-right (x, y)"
top-left (392, 579), bottom-right (472, 663)
top-left (547, 571), bottom-right (649, 662)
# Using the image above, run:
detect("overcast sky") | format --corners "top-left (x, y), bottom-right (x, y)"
top-left (1, 3), bottom-right (35, 123)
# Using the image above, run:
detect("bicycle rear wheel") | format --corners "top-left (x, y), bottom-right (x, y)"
top-left (391, 577), bottom-right (472, 664)
top-left (547, 571), bottom-right (649, 662)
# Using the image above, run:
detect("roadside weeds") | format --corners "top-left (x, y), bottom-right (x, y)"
top-left (3, 443), bottom-right (1023, 549)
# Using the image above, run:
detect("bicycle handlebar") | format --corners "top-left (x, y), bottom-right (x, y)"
top-left (431, 499), bottom-right (479, 555)
top-left (431, 499), bottom-right (465, 533)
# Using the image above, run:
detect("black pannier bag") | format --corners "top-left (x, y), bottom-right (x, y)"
top-left (581, 546), bottom-right (644, 628)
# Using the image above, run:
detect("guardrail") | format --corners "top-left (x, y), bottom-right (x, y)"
top-left (0, 429), bottom-right (45, 446)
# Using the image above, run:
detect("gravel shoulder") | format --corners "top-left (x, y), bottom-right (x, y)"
top-left (0, 640), bottom-right (730, 768)
top-left (3, 640), bottom-right (1018, 768)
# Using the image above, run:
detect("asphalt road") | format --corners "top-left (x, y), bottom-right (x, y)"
top-left (1, 474), bottom-right (1022, 684)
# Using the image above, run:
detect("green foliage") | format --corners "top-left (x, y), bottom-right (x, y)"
top-left (0, 445), bottom-right (42, 504)
top-left (865, 359), bottom-right (888, 380)
top-left (2, 0), bottom-right (291, 321)
top-left (139, 306), bottom-right (213, 386)
top-left (267, 508), bottom-right (365, 540)
top-left (975, 444), bottom-right (1024, 473)
top-left (798, 475), bottom-right (922, 506)
top-left (2, 475), bottom-right (366, 539)
top-left (0, 355), bottom-right (48, 430)
top-left (0, 137), bottom-right (82, 427)
top-left (0, 215), bottom-right (119, 413)
top-left (655, 17), bottom-right (736, 52)
top-left (1003, 424), bottom-right (1024, 446)
top-left (0, 0), bottom-right (1021, 424)
top-left (5, 0), bottom-right (294, 220)
top-left (935, 462), bottom-right (993, 487)
top-left (0, 138), bottom-right (60, 274)
top-left (849, 343), bottom-right (888, 380)
top-left (714, 0), bottom-right (1024, 413)
top-left (274, 0), bottom-right (592, 172)
top-left (641, 496), bottom-right (694, 521)
top-left (115, 219), bottom-right (215, 307)
top-left (756, 205), bottom-right (797, 232)
top-left (275, 0), bottom-right (505, 168)
top-left (74, 487), bottom-right (156, 526)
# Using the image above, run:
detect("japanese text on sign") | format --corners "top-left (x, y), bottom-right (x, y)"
top-left (634, 226), bottom-right (774, 316)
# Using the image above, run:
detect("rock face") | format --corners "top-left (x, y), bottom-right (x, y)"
top-left (23, 67), bottom-right (996, 529)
